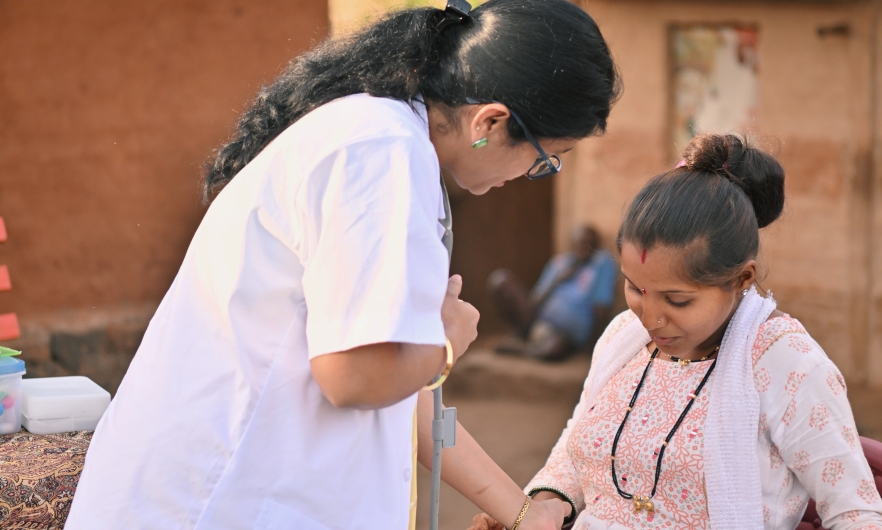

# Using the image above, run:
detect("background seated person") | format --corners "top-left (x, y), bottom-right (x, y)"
top-left (487, 225), bottom-right (617, 360)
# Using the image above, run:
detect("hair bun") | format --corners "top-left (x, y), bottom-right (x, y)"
top-left (681, 133), bottom-right (785, 228)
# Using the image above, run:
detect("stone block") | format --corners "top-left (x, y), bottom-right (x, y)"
top-left (48, 324), bottom-right (146, 396)
top-left (444, 345), bottom-right (591, 405)
top-left (50, 330), bottom-right (108, 373)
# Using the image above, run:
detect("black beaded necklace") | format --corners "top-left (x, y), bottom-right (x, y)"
top-left (610, 348), bottom-right (718, 515)
top-left (666, 346), bottom-right (719, 367)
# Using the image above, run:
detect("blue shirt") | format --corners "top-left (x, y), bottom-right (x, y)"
top-left (533, 249), bottom-right (617, 347)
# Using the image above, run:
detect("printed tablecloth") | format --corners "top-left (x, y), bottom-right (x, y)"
top-left (0, 430), bottom-right (92, 529)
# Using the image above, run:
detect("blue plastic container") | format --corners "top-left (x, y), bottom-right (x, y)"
top-left (0, 356), bottom-right (26, 434)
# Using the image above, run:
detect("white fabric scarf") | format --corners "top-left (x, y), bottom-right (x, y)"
top-left (584, 287), bottom-right (775, 530)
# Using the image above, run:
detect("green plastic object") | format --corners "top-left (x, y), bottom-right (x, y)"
top-left (0, 346), bottom-right (21, 357)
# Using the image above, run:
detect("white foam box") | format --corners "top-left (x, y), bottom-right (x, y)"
top-left (21, 376), bottom-right (110, 435)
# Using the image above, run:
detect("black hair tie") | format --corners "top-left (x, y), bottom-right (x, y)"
top-left (446, 0), bottom-right (471, 18)
top-left (438, 0), bottom-right (472, 31)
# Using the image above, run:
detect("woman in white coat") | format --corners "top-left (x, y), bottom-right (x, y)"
top-left (66, 1), bottom-right (621, 528)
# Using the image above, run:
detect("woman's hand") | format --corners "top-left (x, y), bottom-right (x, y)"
top-left (469, 513), bottom-right (504, 530)
top-left (442, 274), bottom-right (480, 364)
top-left (468, 498), bottom-right (568, 530)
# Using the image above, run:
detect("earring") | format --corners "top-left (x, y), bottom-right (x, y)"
top-left (741, 288), bottom-right (749, 296)
top-left (658, 319), bottom-right (662, 324)
top-left (472, 138), bottom-right (488, 149)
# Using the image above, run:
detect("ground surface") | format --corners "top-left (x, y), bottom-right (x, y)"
top-left (415, 341), bottom-right (882, 530)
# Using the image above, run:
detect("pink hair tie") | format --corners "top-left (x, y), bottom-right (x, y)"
top-left (675, 159), bottom-right (687, 168)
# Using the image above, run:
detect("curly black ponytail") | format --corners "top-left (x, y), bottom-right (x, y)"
top-left (204, 0), bottom-right (622, 201)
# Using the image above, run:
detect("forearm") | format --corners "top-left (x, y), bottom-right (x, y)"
top-left (310, 343), bottom-right (446, 409)
top-left (416, 391), bottom-right (527, 529)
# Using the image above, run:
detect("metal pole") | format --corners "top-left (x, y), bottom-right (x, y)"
top-left (430, 176), bottom-right (455, 530)
top-left (429, 386), bottom-right (443, 530)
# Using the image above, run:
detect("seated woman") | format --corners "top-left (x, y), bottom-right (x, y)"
top-left (471, 133), bottom-right (882, 529)
top-left (487, 225), bottom-right (618, 360)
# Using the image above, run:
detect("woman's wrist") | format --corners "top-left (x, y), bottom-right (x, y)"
top-left (480, 485), bottom-right (536, 530)
top-left (528, 487), bottom-right (576, 525)
top-left (423, 338), bottom-right (453, 391)
top-left (509, 496), bottom-right (530, 530)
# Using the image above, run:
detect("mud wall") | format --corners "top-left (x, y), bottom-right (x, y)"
top-left (0, 0), bottom-right (328, 384)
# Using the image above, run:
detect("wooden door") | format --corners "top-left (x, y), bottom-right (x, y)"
top-left (447, 175), bottom-right (555, 334)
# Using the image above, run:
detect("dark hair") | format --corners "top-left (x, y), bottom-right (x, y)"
top-left (617, 133), bottom-right (785, 287)
top-left (203, 0), bottom-right (622, 201)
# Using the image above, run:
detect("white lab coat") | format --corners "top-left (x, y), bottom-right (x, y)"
top-left (66, 95), bottom-right (449, 530)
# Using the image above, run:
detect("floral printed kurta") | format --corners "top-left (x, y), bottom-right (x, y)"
top-left (527, 312), bottom-right (882, 529)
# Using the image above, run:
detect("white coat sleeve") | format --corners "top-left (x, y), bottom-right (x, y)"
top-left (298, 135), bottom-right (449, 359)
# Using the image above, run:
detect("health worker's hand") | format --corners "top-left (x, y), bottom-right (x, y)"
top-left (469, 513), bottom-right (504, 530)
top-left (518, 498), bottom-right (569, 530)
top-left (442, 275), bottom-right (479, 364)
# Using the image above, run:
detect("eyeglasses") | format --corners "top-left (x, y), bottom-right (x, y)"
top-left (466, 98), bottom-right (563, 180)
top-left (506, 107), bottom-right (563, 180)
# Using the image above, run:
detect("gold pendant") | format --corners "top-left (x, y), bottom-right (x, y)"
top-left (632, 496), bottom-right (644, 514)
top-left (632, 496), bottom-right (655, 515)
top-left (677, 358), bottom-right (691, 367)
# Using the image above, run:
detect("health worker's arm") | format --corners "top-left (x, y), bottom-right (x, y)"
top-left (466, 312), bottom-right (639, 530)
top-left (298, 134), bottom-right (477, 409)
top-left (311, 342), bottom-right (446, 409)
top-left (311, 275), bottom-right (478, 409)
top-left (416, 391), bottom-right (569, 530)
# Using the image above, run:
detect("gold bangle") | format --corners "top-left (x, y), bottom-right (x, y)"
top-left (510, 496), bottom-right (530, 530)
top-left (423, 338), bottom-right (454, 391)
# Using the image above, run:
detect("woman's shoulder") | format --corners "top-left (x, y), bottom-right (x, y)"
top-left (264, 94), bottom-right (438, 193)
top-left (302, 94), bottom-right (430, 143)
top-left (752, 314), bottom-right (852, 429)
top-left (262, 94), bottom-right (435, 174)
top-left (751, 313), bottom-right (833, 372)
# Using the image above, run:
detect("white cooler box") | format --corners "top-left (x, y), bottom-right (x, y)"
top-left (21, 376), bottom-right (111, 434)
